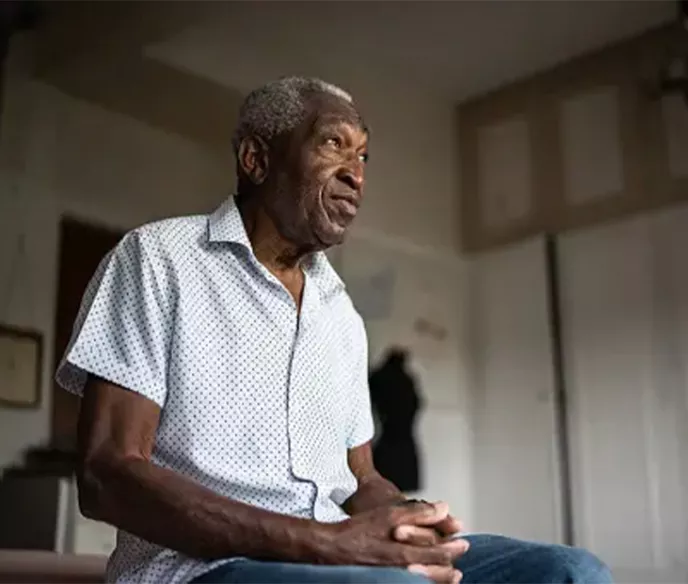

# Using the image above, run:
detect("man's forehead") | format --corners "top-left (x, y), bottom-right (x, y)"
top-left (306, 94), bottom-right (367, 134)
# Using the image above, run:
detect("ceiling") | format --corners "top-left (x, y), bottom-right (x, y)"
top-left (146, 0), bottom-right (676, 101)
top-left (33, 0), bottom-right (677, 154)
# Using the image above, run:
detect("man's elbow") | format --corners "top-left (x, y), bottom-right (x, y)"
top-left (77, 458), bottom-right (108, 521)
top-left (77, 452), bottom-right (132, 522)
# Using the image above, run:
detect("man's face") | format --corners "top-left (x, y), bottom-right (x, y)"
top-left (265, 94), bottom-right (369, 250)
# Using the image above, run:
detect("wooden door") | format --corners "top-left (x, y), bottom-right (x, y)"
top-left (51, 217), bottom-right (123, 450)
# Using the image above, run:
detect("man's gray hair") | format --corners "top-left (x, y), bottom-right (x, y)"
top-left (232, 76), bottom-right (353, 153)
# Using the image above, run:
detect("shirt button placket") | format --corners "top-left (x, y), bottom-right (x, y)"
top-left (286, 279), bottom-right (323, 520)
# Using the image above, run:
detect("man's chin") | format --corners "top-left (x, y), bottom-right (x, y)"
top-left (318, 201), bottom-right (357, 243)
top-left (315, 221), bottom-right (349, 250)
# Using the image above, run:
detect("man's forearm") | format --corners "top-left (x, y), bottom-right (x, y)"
top-left (343, 471), bottom-right (407, 515)
top-left (80, 456), bottom-right (334, 562)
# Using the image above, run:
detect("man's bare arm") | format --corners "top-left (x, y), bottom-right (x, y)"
top-left (342, 443), bottom-right (406, 515)
top-left (77, 376), bottom-right (333, 562)
top-left (77, 376), bottom-right (467, 573)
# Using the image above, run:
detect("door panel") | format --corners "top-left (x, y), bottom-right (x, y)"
top-left (51, 218), bottom-right (122, 450)
top-left (560, 207), bottom-right (688, 582)
top-left (470, 238), bottom-right (563, 543)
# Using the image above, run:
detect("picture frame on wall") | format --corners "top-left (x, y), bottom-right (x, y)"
top-left (0, 324), bottom-right (43, 409)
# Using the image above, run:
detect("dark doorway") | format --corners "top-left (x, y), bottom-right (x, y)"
top-left (50, 217), bottom-right (123, 450)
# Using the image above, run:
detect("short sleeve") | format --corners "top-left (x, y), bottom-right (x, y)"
top-left (55, 230), bottom-right (176, 407)
top-left (346, 316), bottom-right (375, 449)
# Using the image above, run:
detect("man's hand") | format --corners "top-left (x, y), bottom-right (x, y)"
top-left (393, 501), bottom-right (462, 544)
top-left (392, 501), bottom-right (467, 584)
top-left (342, 446), bottom-right (466, 582)
top-left (319, 501), bottom-right (468, 582)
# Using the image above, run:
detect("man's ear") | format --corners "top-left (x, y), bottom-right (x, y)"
top-left (237, 136), bottom-right (269, 185)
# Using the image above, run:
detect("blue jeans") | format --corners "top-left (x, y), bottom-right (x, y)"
top-left (192, 534), bottom-right (613, 583)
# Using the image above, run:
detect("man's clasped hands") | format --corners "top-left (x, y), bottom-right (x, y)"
top-left (328, 499), bottom-right (469, 584)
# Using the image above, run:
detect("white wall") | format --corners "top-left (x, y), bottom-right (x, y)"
top-left (0, 36), bottom-right (229, 472)
top-left (336, 235), bottom-right (473, 527)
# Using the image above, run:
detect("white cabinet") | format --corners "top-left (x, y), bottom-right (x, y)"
top-left (58, 477), bottom-right (117, 556)
top-left (469, 238), bottom-right (564, 544)
top-left (0, 474), bottom-right (115, 556)
top-left (72, 511), bottom-right (117, 556)
top-left (559, 207), bottom-right (688, 582)
top-left (468, 211), bottom-right (688, 582)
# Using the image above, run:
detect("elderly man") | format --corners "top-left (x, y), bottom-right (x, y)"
top-left (57, 77), bottom-right (611, 584)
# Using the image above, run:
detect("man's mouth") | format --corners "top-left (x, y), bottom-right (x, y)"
top-left (329, 193), bottom-right (360, 219)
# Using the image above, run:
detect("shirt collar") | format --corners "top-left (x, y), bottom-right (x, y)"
top-left (304, 251), bottom-right (346, 300)
top-left (207, 196), bottom-right (345, 299)
top-left (208, 196), bottom-right (252, 249)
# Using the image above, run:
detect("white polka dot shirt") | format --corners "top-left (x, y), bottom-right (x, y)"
top-left (56, 197), bottom-right (374, 584)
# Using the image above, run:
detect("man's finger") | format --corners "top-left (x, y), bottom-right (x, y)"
top-left (408, 564), bottom-right (462, 584)
top-left (435, 514), bottom-right (463, 537)
top-left (393, 500), bottom-right (449, 527)
top-left (394, 525), bottom-right (439, 546)
top-left (442, 537), bottom-right (470, 556)
top-left (404, 537), bottom-right (470, 566)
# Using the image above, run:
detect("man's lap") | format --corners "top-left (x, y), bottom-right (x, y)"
top-left (191, 534), bottom-right (613, 583)
top-left (193, 560), bottom-right (418, 584)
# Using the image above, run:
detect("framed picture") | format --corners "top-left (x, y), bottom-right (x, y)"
top-left (0, 324), bottom-right (43, 408)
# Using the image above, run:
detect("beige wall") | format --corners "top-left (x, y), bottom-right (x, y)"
top-left (0, 31), bottom-right (471, 529)
top-left (334, 81), bottom-right (461, 254)
top-left (337, 236), bottom-right (472, 526)
top-left (146, 23), bottom-right (464, 254)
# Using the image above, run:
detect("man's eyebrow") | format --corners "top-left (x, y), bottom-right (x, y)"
top-left (316, 118), bottom-right (370, 139)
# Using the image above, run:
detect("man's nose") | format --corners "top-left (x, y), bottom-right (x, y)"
top-left (338, 166), bottom-right (365, 192)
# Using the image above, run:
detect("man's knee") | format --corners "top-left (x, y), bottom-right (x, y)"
top-left (544, 546), bottom-right (613, 583)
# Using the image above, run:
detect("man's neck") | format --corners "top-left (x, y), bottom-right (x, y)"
top-left (236, 194), bottom-right (306, 279)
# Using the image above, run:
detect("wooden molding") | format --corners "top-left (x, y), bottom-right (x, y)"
top-left (458, 24), bottom-right (686, 253)
top-left (459, 77), bottom-right (547, 252)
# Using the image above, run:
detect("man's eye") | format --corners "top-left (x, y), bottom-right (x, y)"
top-left (359, 152), bottom-right (369, 164)
top-left (325, 137), bottom-right (342, 148)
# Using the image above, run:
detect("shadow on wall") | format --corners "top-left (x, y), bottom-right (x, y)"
top-left (369, 347), bottom-right (423, 493)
